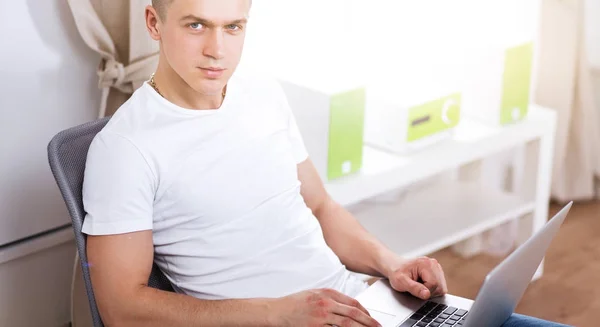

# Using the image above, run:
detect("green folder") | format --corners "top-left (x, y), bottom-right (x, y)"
top-left (327, 88), bottom-right (366, 180)
top-left (500, 42), bottom-right (534, 125)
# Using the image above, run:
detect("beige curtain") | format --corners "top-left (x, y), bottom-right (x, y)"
top-left (534, 0), bottom-right (600, 203)
top-left (66, 1), bottom-right (158, 325)
top-left (67, 0), bottom-right (158, 117)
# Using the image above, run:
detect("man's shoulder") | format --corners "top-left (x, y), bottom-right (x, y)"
top-left (101, 86), bottom-right (154, 138)
top-left (88, 87), bottom-right (157, 159)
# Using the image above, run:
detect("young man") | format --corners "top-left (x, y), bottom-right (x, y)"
top-left (81, 0), bottom-right (570, 326)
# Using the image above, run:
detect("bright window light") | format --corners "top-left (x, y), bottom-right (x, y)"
top-left (240, 0), bottom-right (540, 98)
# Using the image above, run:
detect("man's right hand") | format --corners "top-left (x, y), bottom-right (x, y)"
top-left (271, 288), bottom-right (382, 327)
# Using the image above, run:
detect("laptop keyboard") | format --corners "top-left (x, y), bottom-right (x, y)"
top-left (398, 301), bottom-right (468, 327)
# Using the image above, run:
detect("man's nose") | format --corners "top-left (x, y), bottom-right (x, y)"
top-left (203, 29), bottom-right (225, 60)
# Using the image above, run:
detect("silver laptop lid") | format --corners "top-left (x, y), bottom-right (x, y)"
top-left (463, 202), bottom-right (572, 327)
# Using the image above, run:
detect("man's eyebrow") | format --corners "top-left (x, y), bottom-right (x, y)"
top-left (229, 18), bottom-right (248, 25)
top-left (179, 15), bottom-right (247, 26)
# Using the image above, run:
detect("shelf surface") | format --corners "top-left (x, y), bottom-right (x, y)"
top-left (326, 105), bottom-right (556, 206)
top-left (348, 181), bottom-right (535, 258)
top-left (0, 226), bottom-right (73, 265)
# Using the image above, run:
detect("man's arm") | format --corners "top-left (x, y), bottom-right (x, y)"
top-left (297, 159), bottom-right (448, 300)
top-left (297, 159), bottom-right (402, 278)
top-left (87, 230), bottom-right (274, 327)
top-left (88, 229), bottom-right (380, 327)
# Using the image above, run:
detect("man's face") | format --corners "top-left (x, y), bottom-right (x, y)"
top-left (158, 0), bottom-right (250, 96)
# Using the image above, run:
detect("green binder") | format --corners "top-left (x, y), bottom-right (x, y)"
top-left (327, 88), bottom-right (366, 180)
top-left (500, 42), bottom-right (534, 125)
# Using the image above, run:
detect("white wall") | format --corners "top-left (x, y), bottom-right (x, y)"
top-left (585, 0), bottom-right (600, 68)
top-left (0, 0), bottom-right (100, 246)
top-left (240, 0), bottom-right (539, 97)
top-left (584, 0), bottom-right (600, 159)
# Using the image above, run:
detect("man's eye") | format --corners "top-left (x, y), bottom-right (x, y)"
top-left (190, 23), bottom-right (203, 30)
top-left (226, 24), bottom-right (241, 31)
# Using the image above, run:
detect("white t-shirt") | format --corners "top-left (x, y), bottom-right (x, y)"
top-left (81, 73), bottom-right (368, 300)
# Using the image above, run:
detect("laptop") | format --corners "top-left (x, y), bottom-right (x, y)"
top-left (357, 202), bottom-right (573, 327)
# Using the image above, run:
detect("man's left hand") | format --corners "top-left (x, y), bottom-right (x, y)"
top-left (388, 256), bottom-right (448, 300)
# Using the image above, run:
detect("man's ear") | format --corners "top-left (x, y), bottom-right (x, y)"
top-left (145, 5), bottom-right (161, 41)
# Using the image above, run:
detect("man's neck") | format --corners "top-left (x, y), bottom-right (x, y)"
top-left (152, 63), bottom-right (225, 110)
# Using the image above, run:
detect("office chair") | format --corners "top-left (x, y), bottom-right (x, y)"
top-left (48, 117), bottom-right (174, 327)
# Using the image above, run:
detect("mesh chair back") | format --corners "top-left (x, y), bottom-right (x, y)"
top-left (48, 117), bottom-right (173, 327)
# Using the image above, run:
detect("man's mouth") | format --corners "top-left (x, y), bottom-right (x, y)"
top-left (199, 67), bottom-right (226, 78)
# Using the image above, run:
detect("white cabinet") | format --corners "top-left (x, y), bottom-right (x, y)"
top-left (0, 0), bottom-right (99, 246)
top-left (0, 228), bottom-right (75, 327)
top-left (0, 0), bottom-right (99, 325)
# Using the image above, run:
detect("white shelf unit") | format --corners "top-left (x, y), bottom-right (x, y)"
top-left (325, 104), bottom-right (557, 279)
top-left (348, 181), bottom-right (535, 259)
top-left (326, 106), bottom-right (555, 207)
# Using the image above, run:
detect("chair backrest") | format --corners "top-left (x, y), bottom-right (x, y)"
top-left (47, 117), bottom-right (174, 327)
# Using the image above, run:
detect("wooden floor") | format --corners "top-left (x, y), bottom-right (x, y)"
top-left (429, 201), bottom-right (600, 327)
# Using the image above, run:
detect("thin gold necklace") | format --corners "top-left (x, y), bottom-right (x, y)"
top-left (148, 73), bottom-right (226, 100)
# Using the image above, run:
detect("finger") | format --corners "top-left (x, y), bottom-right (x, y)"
top-left (396, 274), bottom-right (430, 300)
top-left (427, 283), bottom-right (439, 297)
top-left (326, 313), bottom-right (364, 327)
top-left (329, 307), bottom-right (381, 327)
top-left (436, 262), bottom-right (449, 295)
top-left (417, 259), bottom-right (441, 295)
top-left (323, 289), bottom-right (371, 316)
top-left (421, 259), bottom-right (447, 297)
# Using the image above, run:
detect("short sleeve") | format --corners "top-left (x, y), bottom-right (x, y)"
top-left (81, 131), bottom-right (156, 235)
top-left (275, 81), bottom-right (309, 164)
top-left (288, 111), bottom-right (309, 164)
